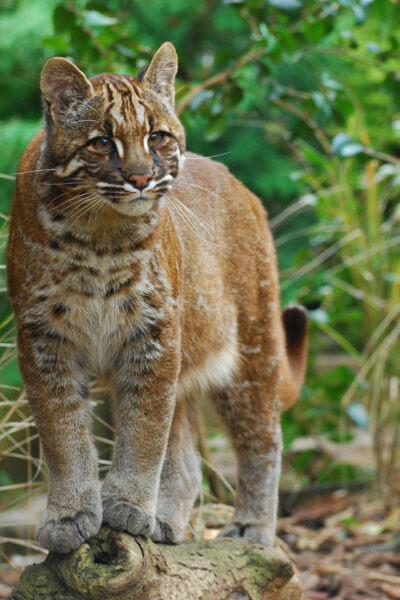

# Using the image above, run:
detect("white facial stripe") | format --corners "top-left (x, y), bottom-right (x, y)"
top-left (135, 101), bottom-right (145, 126)
top-left (55, 158), bottom-right (83, 178)
top-left (97, 180), bottom-right (162, 193)
top-left (158, 174), bottom-right (173, 184)
top-left (88, 130), bottom-right (103, 140)
top-left (113, 137), bottom-right (124, 158)
top-left (110, 103), bottom-right (125, 127)
top-left (179, 153), bottom-right (186, 170)
top-left (145, 179), bottom-right (156, 191)
top-left (97, 181), bottom-right (137, 194)
top-left (143, 134), bottom-right (150, 154)
top-left (123, 182), bottom-right (137, 193)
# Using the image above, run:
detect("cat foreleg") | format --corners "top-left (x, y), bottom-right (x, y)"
top-left (102, 325), bottom-right (180, 538)
top-left (18, 334), bottom-right (101, 554)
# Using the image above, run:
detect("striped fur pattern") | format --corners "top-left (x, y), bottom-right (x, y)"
top-left (7, 43), bottom-right (308, 554)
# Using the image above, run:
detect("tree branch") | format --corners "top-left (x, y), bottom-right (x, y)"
top-left (270, 96), bottom-right (331, 154)
top-left (176, 47), bottom-right (264, 115)
top-left (9, 509), bottom-right (303, 600)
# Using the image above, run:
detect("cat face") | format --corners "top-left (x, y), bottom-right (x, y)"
top-left (40, 43), bottom-right (185, 217)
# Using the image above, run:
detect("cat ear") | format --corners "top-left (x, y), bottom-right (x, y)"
top-left (40, 57), bottom-right (94, 121)
top-left (142, 42), bottom-right (178, 106)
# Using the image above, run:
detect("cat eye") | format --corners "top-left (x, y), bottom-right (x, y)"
top-left (90, 137), bottom-right (115, 154)
top-left (149, 132), bottom-right (165, 148)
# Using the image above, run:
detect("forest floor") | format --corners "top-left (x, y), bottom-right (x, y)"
top-left (279, 490), bottom-right (400, 600)
top-left (1, 490), bottom-right (400, 599)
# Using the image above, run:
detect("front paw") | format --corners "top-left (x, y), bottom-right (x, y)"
top-left (218, 522), bottom-right (273, 547)
top-left (37, 505), bottom-right (102, 554)
top-left (102, 497), bottom-right (155, 537)
top-left (151, 517), bottom-right (185, 544)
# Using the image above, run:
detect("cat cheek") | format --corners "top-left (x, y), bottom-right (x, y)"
top-left (94, 153), bottom-right (118, 171)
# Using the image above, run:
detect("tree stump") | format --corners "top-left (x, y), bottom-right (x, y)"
top-left (9, 507), bottom-right (302, 600)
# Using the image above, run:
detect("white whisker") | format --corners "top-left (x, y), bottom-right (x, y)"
top-left (53, 192), bottom-right (93, 211)
top-left (66, 199), bottom-right (100, 228)
top-left (173, 180), bottom-right (218, 222)
top-left (15, 167), bottom-right (57, 175)
top-left (167, 195), bottom-right (229, 249)
top-left (184, 152), bottom-right (231, 160)
top-left (72, 119), bottom-right (100, 125)
top-left (168, 200), bottom-right (213, 245)
top-left (167, 193), bottom-right (214, 235)
top-left (50, 186), bottom-right (90, 202)
top-left (175, 180), bottom-right (226, 204)
top-left (62, 195), bottom-right (98, 227)
top-left (77, 197), bottom-right (103, 225)
top-left (168, 199), bottom-right (196, 233)
top-left (45, 181), bottom-right (86, 187)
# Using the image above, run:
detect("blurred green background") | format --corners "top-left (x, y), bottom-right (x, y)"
top-left (1, 0), bottom-right (400, 517)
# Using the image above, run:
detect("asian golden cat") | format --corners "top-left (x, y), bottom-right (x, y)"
top-left (7, 42), bottom-right (308, 554)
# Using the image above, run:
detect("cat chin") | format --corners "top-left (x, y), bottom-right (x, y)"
top-left (108, 198), bottom-right (155, 217)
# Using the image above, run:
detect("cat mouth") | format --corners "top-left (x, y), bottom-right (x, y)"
top-left (106, 190), bottom-right (157, 205)
top-left (104, 194), bottom-right (156, 216)
top-left (129, 190), bottom-right (153, 201)
top-left (97, 179), bottom-right (169, 205)
top-left (119, 185), bottom-right (171, 204)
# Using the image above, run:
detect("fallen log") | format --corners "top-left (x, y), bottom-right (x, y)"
top-left (9, 507), bottom-right (302, 600)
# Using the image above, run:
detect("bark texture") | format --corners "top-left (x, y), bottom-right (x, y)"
top-left (9, 525), bottom-right (302, 600)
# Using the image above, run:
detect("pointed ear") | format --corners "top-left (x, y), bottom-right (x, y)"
top-left (142, 42), bottom-right (178, 106)
top-left (40, 57), bottom-right (94, 120)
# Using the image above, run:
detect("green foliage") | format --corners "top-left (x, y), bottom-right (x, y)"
top-left (0, 0), bottom-right (58, 119)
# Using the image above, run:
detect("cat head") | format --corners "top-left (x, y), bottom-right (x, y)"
top-left (40, 42), bottom-right (185, 217)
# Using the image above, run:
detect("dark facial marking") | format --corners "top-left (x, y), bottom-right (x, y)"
top-left (53, 303), bottom-right (67, 316)
top-left (123, 296), bottom-right (136, 312)
top-left (104, 119), bottom-right (113, 136)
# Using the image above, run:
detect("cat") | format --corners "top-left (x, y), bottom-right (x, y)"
top-left (7, 42), bottom-right (308, 554)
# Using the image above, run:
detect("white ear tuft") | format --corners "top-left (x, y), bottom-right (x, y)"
top-left (142, 42), bottom-right (178, 106)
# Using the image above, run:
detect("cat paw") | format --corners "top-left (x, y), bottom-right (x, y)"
top-left (218, 522), bottom-right (273, 546)
top-left (102, 498), bottom-right (155, 537)
top-left (36, 507), bottom-right (102, 554)
top-left (151, 517), bottom-right (185, 544)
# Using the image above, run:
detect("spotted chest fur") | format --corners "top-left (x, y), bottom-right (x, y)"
top-left (18, 219), bottom-right (174, 380)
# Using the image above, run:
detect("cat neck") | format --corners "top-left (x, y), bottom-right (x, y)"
top-left (36, 181), bottom-right (167, 253)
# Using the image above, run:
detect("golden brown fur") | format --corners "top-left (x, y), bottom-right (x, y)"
top-left (7, 43), bottom-right (308, 553)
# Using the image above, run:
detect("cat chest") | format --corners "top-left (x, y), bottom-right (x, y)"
top-left (33, 249), bottom-right (168, 374)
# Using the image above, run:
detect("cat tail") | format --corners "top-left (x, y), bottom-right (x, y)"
top-left (280, 305), bottom-right (309, 410)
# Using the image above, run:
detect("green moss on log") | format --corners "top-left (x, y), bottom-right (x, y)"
top-left (9, 522), bottom-right (301, 600)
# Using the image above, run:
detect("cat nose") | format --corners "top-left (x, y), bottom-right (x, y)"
top-left (128, 173), bottom-right (152, 190)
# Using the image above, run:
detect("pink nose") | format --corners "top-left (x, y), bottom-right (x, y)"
top-left (128, 173), bottom-right (152, 190)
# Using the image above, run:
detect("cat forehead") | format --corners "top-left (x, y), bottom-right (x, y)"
top-left (91, 74), bottom-right (148, 130)
top-left (90, 73), bottom-right (174, 137)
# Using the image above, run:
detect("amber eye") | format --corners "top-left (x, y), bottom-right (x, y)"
top-left (149, 132), bottom-right (165, 148)
top-left (91, 137), bottom-right (114, 154)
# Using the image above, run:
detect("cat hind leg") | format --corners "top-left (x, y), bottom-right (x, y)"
top-left (151, 403), bottom-right (201, 544)
top-left (212, 375), bottom-right (283, 547)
